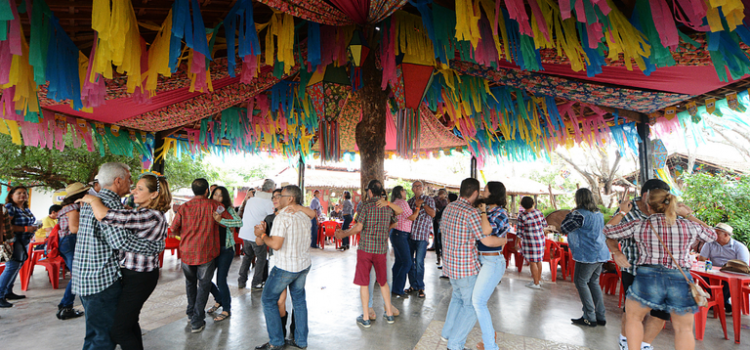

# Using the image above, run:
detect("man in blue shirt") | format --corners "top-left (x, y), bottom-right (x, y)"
top-left (698, 223), bottom-right (750, 314)
top-left (309, 190), bottom-right (322, 249)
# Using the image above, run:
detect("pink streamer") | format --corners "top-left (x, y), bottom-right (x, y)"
top-left (132, 86), bottom-right (152, 105)
top-left (649, 0), bottom-right (680, 49)
top-left (560, 0), bottom-right (573, 19)
top-left (380, 16), bottom-right (397, 90)
top-left (191, 51), bottom-right (208, 92)
top-left (528, 0), bottom-right (550, 42)
top-left (505, 0), bottom-right (532, 36)
top-left (240, 54), bottom-right (258, 84)
top-left (7, 0), bottom-right (22, 56)
top-left (0, 40), bottom-right (13, 85)
top-left (19, 121), bottom-right (40, 147)
top-left (1, 86), bottom-right (22, 120)
top-left (81, 34), bottom-right (107, 108)
top-left (673, 0), bottom-right (709, 31)
top-left (557, 102), bottom-right (584, 144)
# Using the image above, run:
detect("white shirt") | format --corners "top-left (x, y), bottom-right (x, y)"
top-left (238, 191), bottom-right (275, 241)
top-left (269, 208), bottom-right (312, 273)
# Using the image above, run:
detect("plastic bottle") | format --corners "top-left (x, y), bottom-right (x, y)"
top-left (705, 260), bottom-right (713, 272)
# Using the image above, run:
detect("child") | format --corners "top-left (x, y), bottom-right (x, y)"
top-left (35, 205), bottom-right (62, 243)
top-left (516, 197), bottom-right (549, 289)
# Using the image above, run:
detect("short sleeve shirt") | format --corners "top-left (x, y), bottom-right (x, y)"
top-left (700, 239), bottom-right (750, 266)
top-left (408, 195), bottom-right (435, 241)
top-left (442, 198), bottom-right (486, 279)
top-left (57, 203), bottom-right (80, 239)
top-left (5, 203), bottom-right (36, 227)
top-left (393, 199), bottom-right (413, 233)
top-left (355, 197), bottom-right (396, 255)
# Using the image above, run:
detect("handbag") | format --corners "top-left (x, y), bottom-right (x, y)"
top-left (648, 222), bottom-right (709, 308)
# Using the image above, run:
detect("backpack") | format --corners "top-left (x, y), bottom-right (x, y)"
top-left (46, 224), bottom-right (61, 259)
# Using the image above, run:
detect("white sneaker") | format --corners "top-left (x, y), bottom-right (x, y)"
top-left (641, 345), bottom-right (653, 350)
top-left (525, 282), bottom-right (541, 290)
top-left (618, 337), bottom-right (628, 350)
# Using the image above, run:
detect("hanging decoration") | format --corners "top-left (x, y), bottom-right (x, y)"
top-left (307, 65), bottom-right (351, 162)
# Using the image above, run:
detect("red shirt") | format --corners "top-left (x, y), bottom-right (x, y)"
top-left (170, 197), bottom-right (229, 266)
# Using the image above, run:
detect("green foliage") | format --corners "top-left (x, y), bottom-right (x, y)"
top-left (0, 133), bottom-right (142, 189)
top-left (598, 205), bottom-right (616, 224)
top-left (388, 179), bottom-right (416, 199)
top-left (164, 154), bottom-right (269, 192)
top-left (681, 173), bottom-right (750, 246)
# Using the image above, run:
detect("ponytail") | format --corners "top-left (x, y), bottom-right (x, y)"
top-left (663, 193), bottom-right (677, 226)
top-left (647, 189), bottom-right (677, 226)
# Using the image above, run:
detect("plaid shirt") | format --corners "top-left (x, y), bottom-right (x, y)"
top-left (604, 214), bottom-right (717, 270)
top-left (73, 189), bottom-right (162, 296)
top-left (517, 208), bottom-right (546, 239)
top-left (5, 203), bottom-right (36, 228)
top-left (171, 196), bottom-right (229, 266)
top-left (57, 203), bottom-right (80, 239)
top-left (355, 196), bottom-right (396, 255)
top-left (442, 198), bottom-right (486, 279)
top-left (269, 208), bottom-right (312, 273)
top-left (617, 198), bottom-right (648, 275)
top-left (560, 210), bottom-right (585, 234)
top-left (408, 195), bottom-right (435, 241)
top-left (394, 199), bottom-right (413, 233)
top-left (101, 208), bottom-right (167, 272)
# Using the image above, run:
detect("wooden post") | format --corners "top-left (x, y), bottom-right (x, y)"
top-left (355, 27), bottom-right (387, 193)
top-left (637, 115), bottom-right (654, 183)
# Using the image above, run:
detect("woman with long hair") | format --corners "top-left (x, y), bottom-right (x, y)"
top-left (473, 181), bottom-right (511, 350)
top-left (561, 188), bottom-right (610, 328)
top-left (0, 186), bottom-right (37, 308)
top-left (206, 186), bottom-right (243, 322)
top-left (605, 189), bottom-right (716, 350)
top-left (389, 186), bottom-right (418, 299)
top-left (78, 173), bottom-right (172, 350)
top-left (54, 183), bottom-right (89, 320)
top-left (338, 191), bottom-right (354, 251)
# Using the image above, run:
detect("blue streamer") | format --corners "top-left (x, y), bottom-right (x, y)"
top-left (224, 0), bottom-right (261, 77)
top-left (45, 16), bottom-right (82, 110)
top-left (307, 21), bottom-right (321, 69)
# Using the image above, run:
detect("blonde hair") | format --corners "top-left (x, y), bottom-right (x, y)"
top-left (647, 189), bottom-right (677, 226)
top-left (139, 175), bottom-right (173, 213)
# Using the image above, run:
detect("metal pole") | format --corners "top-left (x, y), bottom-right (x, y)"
top-left (637, 116), bottom-right (654, 183)
top-left (151, 132), bottom-right (166, 174)
top-left (298, 155), bottom-right (305, 193)
top-left (470, 156), bottom-right (477, 179)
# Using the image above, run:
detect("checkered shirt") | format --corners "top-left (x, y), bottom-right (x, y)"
top-left (408, 195), bottom-right (435, 241)
top-left (355, 196), bottom-right (396, 255)
top-left (170, 196), bottom-right (229, 266)
top-left (394, 199), bottom-right (413, 233)
top-left (604, 214), bottom-right (717, 270)
top-left (617, 198), bottom-right (648, 274)
top-left (560, 210), bottom-right (585, 234)
top-left (73, 189), bottom-right (162, 296)
top-left (269, 208), bottom-right (312, 273)
top-left (516, 208), bottom-right (546, 239)
top-left (57, 203), bottom-right (80, 239)
top-left (101, 208), bottom-right (167, 272)
top-left (442, 198), bottom-right (486, 279)
top-left (5, 203), bottom-right (36, 227)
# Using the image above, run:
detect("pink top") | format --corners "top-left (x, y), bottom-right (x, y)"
top-left (394, 199), bottom-right (413, 233)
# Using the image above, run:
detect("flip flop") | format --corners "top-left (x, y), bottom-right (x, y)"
top-left (207, 303), bottom-right (221, 313)
top-left (213, 311), bottom-right (231, 322)
top-left (418, 290), bottom-right (426, 298)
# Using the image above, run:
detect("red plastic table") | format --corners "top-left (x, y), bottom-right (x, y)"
top-left (690, 266), bottom-right (750, 343)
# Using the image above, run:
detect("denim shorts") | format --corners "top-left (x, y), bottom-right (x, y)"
top-left (627, 265), bottom-right (699, 315)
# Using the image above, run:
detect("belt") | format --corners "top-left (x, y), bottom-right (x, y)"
top-left (478, 251), bottom-right (501, 256)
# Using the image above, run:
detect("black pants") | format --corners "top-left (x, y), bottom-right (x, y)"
top-left (434, 222), bottom-right (443, 261)
top-left (111, 268), bottom-right (160, 350)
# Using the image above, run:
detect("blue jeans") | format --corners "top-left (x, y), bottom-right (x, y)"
top-left (210, 247), bottom-right (235, 313)
top-left (262, 266), bottom-right (310, 347)
top-left (58, 235), bottom-right (77, 307)
top-left (183, 261), bottom-right (216, 329)
top-left (573, 262), bottom-right (606, 322)
top-left (310, 218), bottom-right (318, 248)
top-left (390, 229), bottom-right (412, 295)
top-left (0, 259), bottom-right (23, 299)
top-left (442, 275), bottom-right (478, 350)
top-left (80, 280), bottom-right (122, 350)
top-left (472, 255), bottom-right (506, 350)
top-left (407, 238), bottom-right (428, 290)
top-left (341, 214), bottom-right (353, 247)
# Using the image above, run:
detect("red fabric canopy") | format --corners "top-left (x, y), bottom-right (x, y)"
top-left (329, 0), bottom-right (370, 25)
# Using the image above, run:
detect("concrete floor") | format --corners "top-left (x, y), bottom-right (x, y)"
top-left (1, 244), bottom-right (748, 350)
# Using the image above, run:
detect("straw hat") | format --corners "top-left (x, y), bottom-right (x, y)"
top-left (64, 182), bottom-right (91, 199)
top-left (715, 223), bottom-right (734, 235)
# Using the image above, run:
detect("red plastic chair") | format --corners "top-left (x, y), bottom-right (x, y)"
top-left (502, 233), bottom-right (524, 272)
top-left (233, 229), bottom-right (243, 256)
top-left (159, 229), bottom-right (181, 268)
top-left (741, 282), bottom-right (750, 315)
top-left (599, 261), bottom-right (621, 296)
top-left (319, 221), bottom-right (341, 249)
top-left (691, 272), bottom-right (728, 341)
top-left (543, 239), bottom-right (567, 282)
top-left (20, 242), bottom-right (64, 291)
top-left (0, 262), bottom-right (5, 274)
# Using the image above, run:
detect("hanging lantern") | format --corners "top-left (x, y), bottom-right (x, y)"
top-left (307, 64), bottom-right (352, 162)
top-left (347, 30), bottom-right (370, 67)
top-left (400, 55), bottom-right (435, 110)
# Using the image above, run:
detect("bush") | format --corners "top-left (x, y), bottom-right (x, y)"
top-left (681, 173), bottom-right (750, 246)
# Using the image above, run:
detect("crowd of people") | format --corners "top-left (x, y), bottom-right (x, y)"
top-left (0, 163), bottom-right (747, 350)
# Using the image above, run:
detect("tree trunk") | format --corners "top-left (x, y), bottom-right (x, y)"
top-left (355, 32), bottom-right (387, 194)
top-left (549, 184), bottom-right (557, 210)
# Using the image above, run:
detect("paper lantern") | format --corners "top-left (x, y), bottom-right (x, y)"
top-left (651, 139), bottom-right (668, 169)
top-left (307, 64), bottom-right (352, 162)
top-left (401, 62), bottom-right (434, 110)
top-left (347, 30), bottom-right (370, 67)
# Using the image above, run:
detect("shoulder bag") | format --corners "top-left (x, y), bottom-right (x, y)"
top-left (649, 222), bottom-right (709, 308)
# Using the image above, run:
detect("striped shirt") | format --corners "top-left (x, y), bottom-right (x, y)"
top-left (269, 208), bottom-right (312, 273)
top-left (408, 195), bottom-right (435, 241)
top-left (101, 208), bottom-right (167, 272)
top-left (73, 189), bottom-right (162, 296)
top-left (393, 199), bottom-right (413, 233)
top-left (57, 203), bottom-right (80, 239)
top-left (442, 198), bottom-right (486, 279)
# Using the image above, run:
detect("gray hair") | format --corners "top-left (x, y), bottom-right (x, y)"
top-left (261, 179), bottom-right (276, 192)
top-left (97, 162), bottom-right (131, 188)
top-left (283, 185), bottom-right (303, 205)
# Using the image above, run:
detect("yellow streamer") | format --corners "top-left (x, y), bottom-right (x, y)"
top-left (4, 120), bottom-right (22, 145)
top-left (396, 11), bottom-right (435, 65)
top-left (144, 11), bottom-right (174, 96)
top-left (2, 27), bottom-right (39, 116)
top-left (454, 0), bottom-right (481, 48)
top-left (603, 0), bottom-right (650, 72)
top-left (91, 0), bottom-right (142, 93)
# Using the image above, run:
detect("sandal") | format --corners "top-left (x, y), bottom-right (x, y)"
top-left (207, 303), bottom-right (221, 313)
top-left (213, 311), bottom-right (231, 322)
top-left (418, 290), bottom-right (426, 298)
top-left (404, 287), bottom-right (416, 294)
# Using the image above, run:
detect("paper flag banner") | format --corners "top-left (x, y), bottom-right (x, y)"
top-left (95, 123), bottom-right (106, 136)
top-left (706, 98), bottom-right (716, 114)
top-left (111, 125), bottom-right (120, 137)
top-left (129, 129), bottom-right (137, 141)
top-left (664, 107), bottom-right (677, 120)
top-left (76, 118), bottom-right (87, 130)
top-left (726, 93), bottom-right (739, 110)
top-left (686, 101), bottom-right (697, 117)
top-left (651, 139), bottom-right (668, 169)
top-left (55, 114), bottom-right (67, 129)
